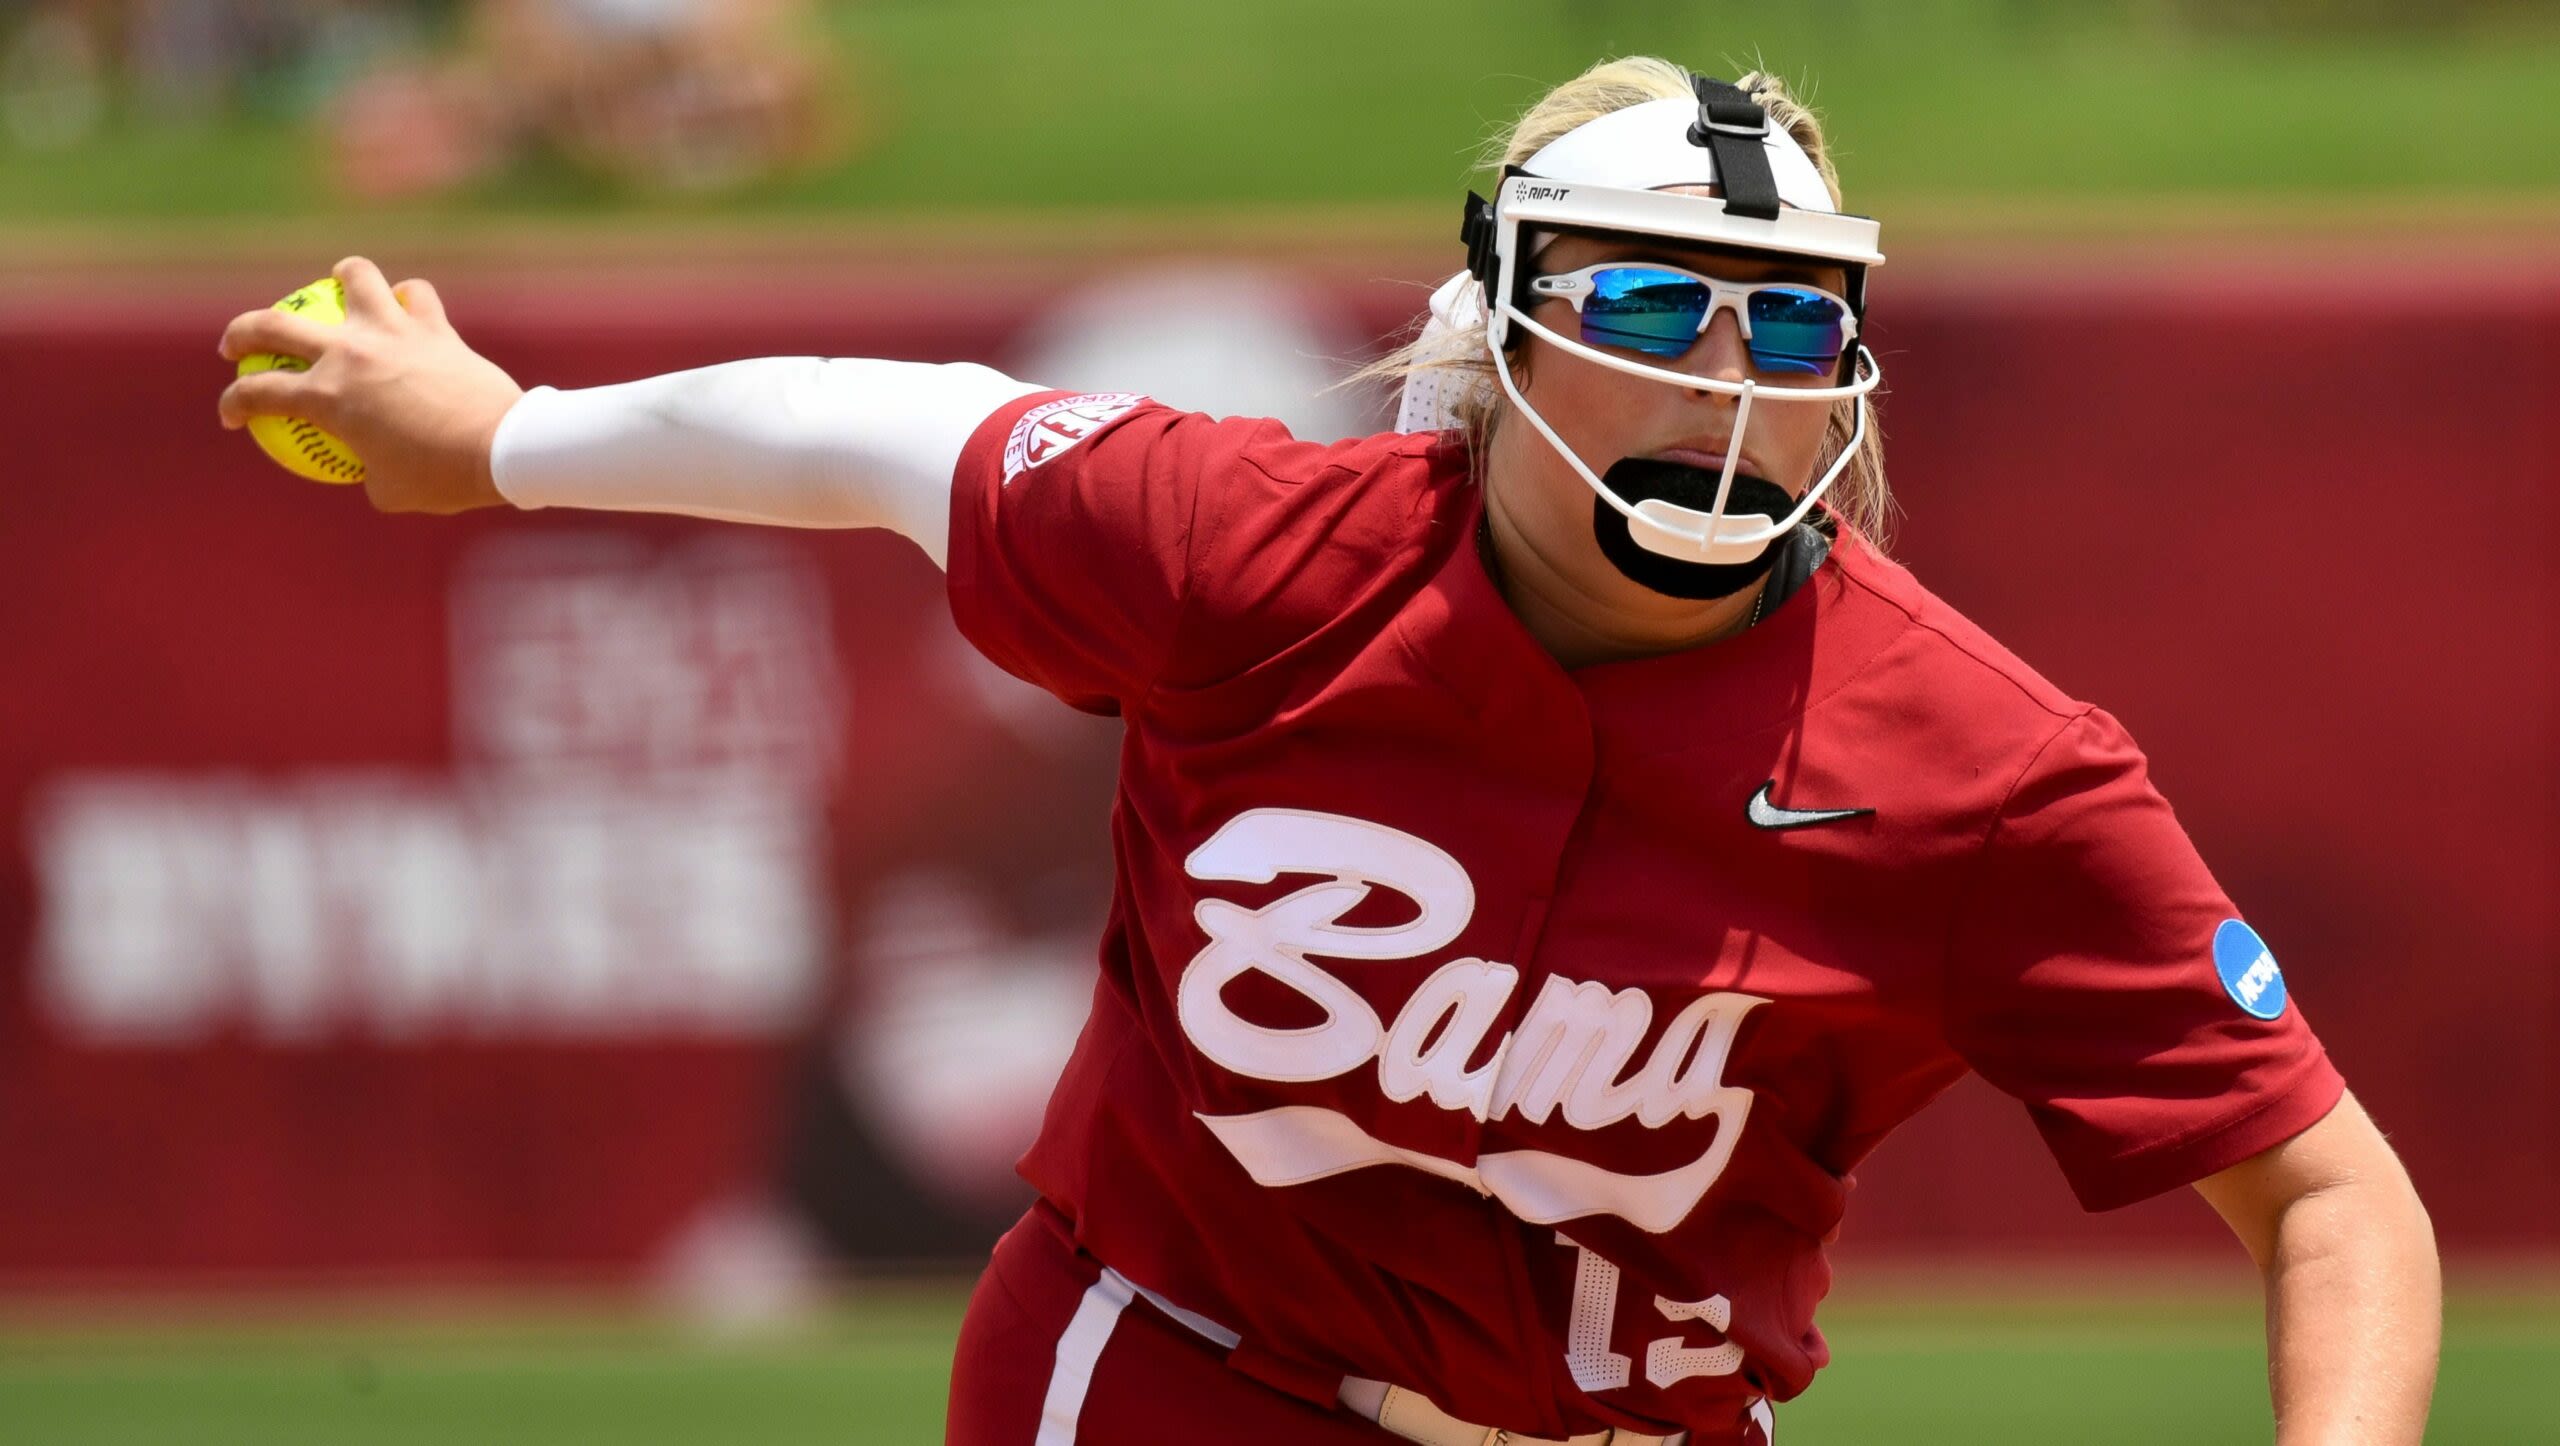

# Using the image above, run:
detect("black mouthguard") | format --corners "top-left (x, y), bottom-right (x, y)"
top-left (1591, 458), bottom-right (1794, 601)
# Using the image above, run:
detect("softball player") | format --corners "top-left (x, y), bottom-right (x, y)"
top-left (218, 57), bottom-right (2438, 1446)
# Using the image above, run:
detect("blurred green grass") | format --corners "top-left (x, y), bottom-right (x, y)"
top-left (3, 0), bottom-right (2557, 226)
top-left (1, 1282), bottom-right (2548, 1444)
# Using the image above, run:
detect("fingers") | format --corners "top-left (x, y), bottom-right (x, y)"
top-left (217, 368), bottom-right (321, 431)
top-left (218, 307), bottom-right (337, 364)
top-left (334, 255), bottom-right (402, 322)
top-left (392, 276), bottom-right (448, 329)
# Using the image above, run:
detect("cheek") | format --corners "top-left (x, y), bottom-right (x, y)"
top-left (1514, 361), bottom-right (1624, 488)
top-left (1526, 347), bottom-right (1644, 457)
top-left (1493, 407), bottom-right (1587, 517)
top-left (1762, 400), bottom-right (1835, 476)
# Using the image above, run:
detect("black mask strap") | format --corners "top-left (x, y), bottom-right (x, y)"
top-left (1461, 190), bottom-right (1498, 297)
top-left (1687, 76), bottom-right (1780, 221)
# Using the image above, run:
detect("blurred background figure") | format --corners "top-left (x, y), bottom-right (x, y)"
top-left (0, 0), bottom-right (850, 194)
top-left (0, 1), bottom-right (109, 151)
top-left (1, 0), bottom-right (412, 144)
top-left (329, 0), bottom-right (851, 199)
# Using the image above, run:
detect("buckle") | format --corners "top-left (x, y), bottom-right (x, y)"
top-left (1688, 74), bottom-right (1771, 148)
top-left (1697, 100), bottom-right (1768, 138)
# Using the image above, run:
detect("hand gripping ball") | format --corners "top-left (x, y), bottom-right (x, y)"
top-left (236, 278), bottom-right (367, 485)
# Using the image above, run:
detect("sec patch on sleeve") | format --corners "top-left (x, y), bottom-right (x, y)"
top-left (2212, 919), bottom-right (2288, 1020)
top-left (1002, 392), bottom-right (1147, 482)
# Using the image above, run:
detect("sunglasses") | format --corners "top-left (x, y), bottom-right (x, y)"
top-left (1527, 263), bottom-right (1858, 377)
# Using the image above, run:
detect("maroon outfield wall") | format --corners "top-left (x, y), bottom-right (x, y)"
top-left (0, 251), bottom-right (2550, 1283)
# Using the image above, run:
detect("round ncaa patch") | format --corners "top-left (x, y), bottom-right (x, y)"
top-left (2212, 919), bottom-right (2287, 1021)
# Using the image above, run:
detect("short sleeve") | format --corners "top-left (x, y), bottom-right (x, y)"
top-left (1943, 707), bottom-right (2345, 1211)
top-left (945, 391), bottom-right (1261, 715)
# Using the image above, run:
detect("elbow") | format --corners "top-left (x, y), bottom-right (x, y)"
top-left (2275, 1157), bottom-right (2439, 1292)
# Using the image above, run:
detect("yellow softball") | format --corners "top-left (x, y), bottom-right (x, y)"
top-left (236, 278), bottom-right (366, 485)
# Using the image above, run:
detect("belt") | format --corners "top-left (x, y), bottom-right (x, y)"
top-left (1338, 1376), bottom-right (1689, 1446)
top-left (1113, 1265), bottom-right (1691, 1446)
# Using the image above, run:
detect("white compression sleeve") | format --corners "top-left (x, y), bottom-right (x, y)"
top-left (487, 357), bottom-right (1046, 569)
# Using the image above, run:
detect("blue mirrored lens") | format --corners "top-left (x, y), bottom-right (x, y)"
top-left (1745, 287), bottom-right (1848, 375)
top-left (1580, 268), bottom-right (1708, 357)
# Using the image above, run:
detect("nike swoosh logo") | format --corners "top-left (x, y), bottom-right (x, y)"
top-left (1746, 781), bottom-right (1874, 831)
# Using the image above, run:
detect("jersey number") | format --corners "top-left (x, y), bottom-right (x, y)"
top-left (1558, 1234), bottom-right (1745, 1392)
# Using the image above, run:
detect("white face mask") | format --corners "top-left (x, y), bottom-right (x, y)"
top-left (1404, 88), bottom-right (1888, 569)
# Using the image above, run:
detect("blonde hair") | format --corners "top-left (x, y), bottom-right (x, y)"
top-left (1359, 56), bottom-right (1894, 549)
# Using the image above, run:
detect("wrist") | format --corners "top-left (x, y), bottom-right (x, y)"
top-left (477, 385), bottom-right (530, 510)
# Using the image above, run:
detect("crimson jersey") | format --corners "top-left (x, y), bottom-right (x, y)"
top-left (944, 392), bottom-right (2343, 1442)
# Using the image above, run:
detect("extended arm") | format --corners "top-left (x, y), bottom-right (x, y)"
top-left (2192, 1091), bottom-right (2439, 1444)
top-left (490, 356), bottom-right (1041, 567)
top-left (216, 256), bottom-right (1040, 566)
